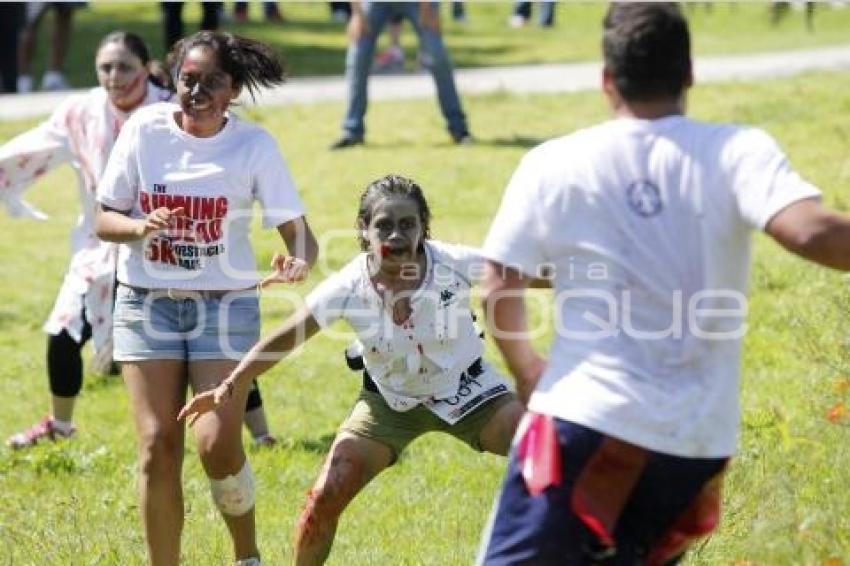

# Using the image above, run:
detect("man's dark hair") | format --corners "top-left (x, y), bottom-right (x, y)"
top-left (603, 3), bottom-right (691, 102)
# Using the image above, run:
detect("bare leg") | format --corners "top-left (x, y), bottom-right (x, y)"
top-left (388, 20), bottom-right (402, 49)
top-left (48, 7), bottom-right (73, 72)
top-left (294, 433), bottom-right (392, 565)
top-left (189, 360), bottom-right (259, 561)
top-left (123, 360), bottom-right (188, 566)
top-left (51, 395), bottom-right (75, 422)
top-left (17, 9), bottom-right (46, 76)
top-left (478, 399), bottom-right (524, 456)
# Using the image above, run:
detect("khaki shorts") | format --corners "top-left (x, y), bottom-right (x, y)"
top-left (339, 388), bottom-right (517, 462)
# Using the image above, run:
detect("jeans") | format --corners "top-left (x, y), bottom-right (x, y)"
top-left (112, 285), bottom-right (260, 361)
top-left (342, 1), bottom-right (468, 139)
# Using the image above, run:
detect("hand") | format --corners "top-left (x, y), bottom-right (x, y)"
top-left (347, 10), bottom-right (369, 40)
top-left (135, 206), bottom-right (185, 239)
top-left (177, 380), bottom-right (233, 426)
top-left (260, 253), bottom-right (310, 287)
top-left (419, 2), bottom-right (440, 32)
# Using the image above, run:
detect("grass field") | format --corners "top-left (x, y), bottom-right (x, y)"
top-left (17, 2), bottom-right (850, 89)
top-left (2, 67), bottom-right (850, 563)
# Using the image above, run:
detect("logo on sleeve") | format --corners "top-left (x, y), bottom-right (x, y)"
top-left (626, 180), bottom-right (663, 217)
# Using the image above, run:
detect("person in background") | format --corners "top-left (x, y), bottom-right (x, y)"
top-left (329, 2), bottom-right (351, 24)
top-left (232, 2), bottom-right (284, 24)
top-left (16, 2), bottom-right (87, 93)
top-left (161, 2), bottom-right (222, 54)
top-left (509, 1), bottom-right (555, 28)
top-left (331, 1), bottom-right (472, 149)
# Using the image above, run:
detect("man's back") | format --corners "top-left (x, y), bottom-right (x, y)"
top-left (484, 116), bottom-right (820, 458)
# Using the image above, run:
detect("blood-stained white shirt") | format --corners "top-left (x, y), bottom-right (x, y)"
top-left (306, 240), bottom-right (511, 413)
top-left (0, 83), bottom-right (172, 354)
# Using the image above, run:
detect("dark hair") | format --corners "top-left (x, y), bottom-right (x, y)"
top-left (356, 175), bottom-right (432, 252)
top-left (98, 31), bottom-right (173, 90)
top-left (166, 31), bottom-right (286, 100)
top-left (602, 3), bottom-right (691, 102)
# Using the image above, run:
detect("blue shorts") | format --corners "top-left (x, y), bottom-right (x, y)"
top-left (478, 416), bottom-right (727, 565)
top-left (112, 284), bottom-right (260, 362)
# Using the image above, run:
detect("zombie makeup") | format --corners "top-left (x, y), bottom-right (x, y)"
top-left (175, 46), bottom-right (237, 137)
top-left (95, 43), bottom-right (149, 112)
top-left (364, 196), bottom-right (424, 273)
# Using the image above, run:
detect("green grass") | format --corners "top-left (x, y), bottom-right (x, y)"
top-left (2, 71), bottom-right (850, 564)
top-left (18, 2), bottom-right (850, 89)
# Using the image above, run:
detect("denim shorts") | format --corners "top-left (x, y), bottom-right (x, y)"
top-left (112, 284), bottom-right (260, 362)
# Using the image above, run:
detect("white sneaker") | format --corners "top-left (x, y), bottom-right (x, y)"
top-left (41, 71), bottom-right (70, 91)
top-left (509, 15), bottom-right (528, 28)
top-left (235, 558), bottom-right (261, 566)
top-left (252, 433), bottom-right (278, 449)
top-left (16, 74), bottom-right (33, 93)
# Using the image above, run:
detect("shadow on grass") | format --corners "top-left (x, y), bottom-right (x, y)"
top-left (478, 135), bottom-right (548, 149)
top-left (0, 308), bottom-right (19, 331)
top-left (83, 372), bottom-right (124, 393)
top-left (290, 433), bottom-right (336, 455)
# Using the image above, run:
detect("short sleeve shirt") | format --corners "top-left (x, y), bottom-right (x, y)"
top-left (97, 103), bottom-right (306, 290)
top-left (482, 116), bottom-right (821, 458)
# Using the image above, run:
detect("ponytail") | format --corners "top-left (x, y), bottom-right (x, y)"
top-left (167, 31), bottom-right (286, 100)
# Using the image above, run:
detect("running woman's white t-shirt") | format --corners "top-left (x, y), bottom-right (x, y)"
top-left (482, 116), bottom-right (821, 458)
top-left (97, 102), bottom-right (306, 290)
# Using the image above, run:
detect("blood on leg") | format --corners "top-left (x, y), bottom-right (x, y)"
top-left (294, 433), bottom-right (392, 565)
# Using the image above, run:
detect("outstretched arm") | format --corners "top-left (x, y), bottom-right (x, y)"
top-left (0, 113), bottom-right (72, 219)
top-left (178, 305), bottom-right (322, 425)
top-left (766, 198), bottom-right (850, 271)
top-left (479, 260), bottom-right (547, 405)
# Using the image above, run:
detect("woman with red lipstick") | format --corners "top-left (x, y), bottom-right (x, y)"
top-left (96, 31), bottom-right (318, 566)
top-left (2, 30), bottom-right (279, 455)
top-left (179, 174), bottom-right (524, 565)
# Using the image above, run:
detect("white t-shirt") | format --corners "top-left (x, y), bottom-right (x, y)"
top-left (0, 82), bottom-right (172, 351)
top-left (97, 102), bottom-right (305, 290)
top-left (306, 240), bottom-right (498, 411)
top-left (482, 116), bottom-right (821, 458)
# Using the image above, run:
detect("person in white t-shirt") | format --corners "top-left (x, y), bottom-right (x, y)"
top-left (178, 174), bottom-right (524, 565)
top-left (477, 4), bottom-right (850, 564)
top-left (95, 31), bottom-right (319, 566)
top-left (1, 31), bottom-right (279, 453)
